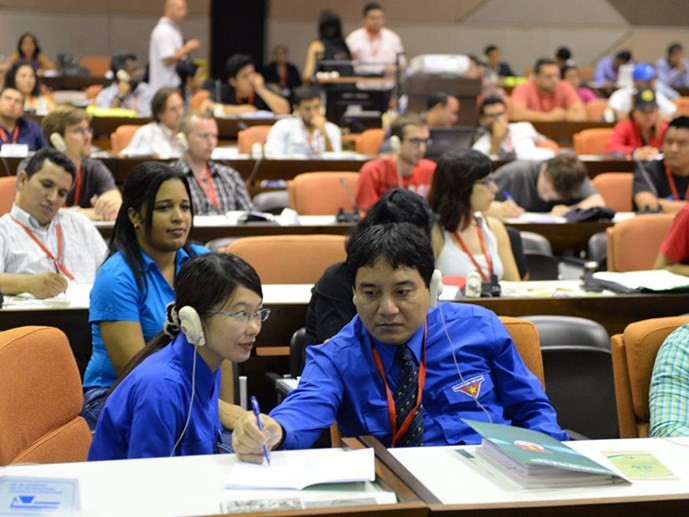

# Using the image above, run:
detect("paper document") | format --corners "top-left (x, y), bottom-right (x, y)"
top-left (226, 447), bottom-right (375, 490)
top-left (592, 270), bottom-right (689, 292)
top-left (604, 450), bottom-right (678, 480)
top-left (505, 213), bottom-right (567, 224)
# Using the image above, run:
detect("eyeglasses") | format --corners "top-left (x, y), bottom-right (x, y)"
top-left (191, 132), bottom-right (218, 141)
top-left (67, 126), bottom-right (94, 135)
top-left (208, 308), bottom-right (271, 324)
top-left (475, 174), bottom-right (495, 186)
top-left (403, 137), bottom-right (432, 146)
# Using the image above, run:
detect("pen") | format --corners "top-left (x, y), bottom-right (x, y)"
top-left (250, 395), bottom-right (271, 466)
top-left (502, 190), bottom-right (515, 202)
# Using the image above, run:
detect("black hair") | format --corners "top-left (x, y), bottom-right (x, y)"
top-left (150, 87), bottom-right (181, 122)
top-left (668, 42), bottom-right (684, 56)
top-left (560, 64), bottom-right (578, 79)
top-left (17, 33), bottom-right (41, 60)
top-left (110, 51), bottom-right (137, 76)
top-left (669, 115), bottom-right (689, 131)
top-left (5, 60), bottom-right (41, 97)
top-left (426, 91), bottom-right (450, 111)
top-left (24, 148), bottom-right (76, 180)
top-left (225, 54), bottom-right (254, 79)
top-left (292, 85), bottom-right (321, 106)
top-left (428, 149), bottom-right (492, 232)
top-left (484, 45), bottom-right (498, 55)
top-left (176, 59), bottom-right (199, 86)
top-left (347, 222), bottom-right (434, 288)
top-left (615, 50), bottom-right (632, 63)
top-left (363, 2), bottom-right (384, 16)
top-left (106, 161), bottom-right (196, 291)
top-left (555, 46), bottom-right (572, 61)
top-left (479, 95), bottom-right (506, 116)
top-left (534, 58), bottom-right (557, 74)
top-left (318, 9), bottom-right (345, 41)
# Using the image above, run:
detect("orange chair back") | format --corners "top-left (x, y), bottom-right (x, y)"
top-left (222, 234), bottom-right (347, 284)
top-left (84, 84), bottom-right (104, 101)
top-left (606, 213), bottom-right (676, 271)
top-left (355, 128), bottom-right (385, 156)
top-left (499, 316), bottom-right (545, 388)
top-left (0, 327), bottom-right (91, 465)
top-left (190, 90), bottom-right (211, 110)
top-left (0, 176), bottom-right (17, 217)
top-left (585, 99), bottom-right (609, 121)
top-left (237, 125), bottom-right (273, 154)
top-left (79, 56), bottom-right (111, 77)
top-left (611, 316), bottom-right (689, 438)
top-left (110, 124), bottom-right (142, 153)
top-left (578, 65), bottom-right (594, 83)
top-left (288, 171), bottom-right (359, 215)
top-left (673, 96), bottom-right (689, 116)
top-left (591, 172), bottom-right (633, 212)
top-left (573, 128), bottom-right (615, 155)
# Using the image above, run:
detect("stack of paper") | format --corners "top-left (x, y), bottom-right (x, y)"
top-left (591, 270), bottom-right (689, 293)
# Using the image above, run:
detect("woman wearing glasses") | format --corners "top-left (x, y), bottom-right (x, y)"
top-left (428, 150), bottom-right (520, 282)
top-left (89, 252), bottom-right (269, 459)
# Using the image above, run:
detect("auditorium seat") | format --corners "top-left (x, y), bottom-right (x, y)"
top-left (585, 99), bottom-right (609, 121)
top-left (287, 171), bottom-right (359, 215)
top-left (573, 128), bottom-right (615, 155)
top-left (237, 125), bottom-right (273, 154)
top-left (79, 56), bottom-right (110, 77)
top-left (591, 172), bottom-right (633, 212)
top-left (673, 97), bottom-right (689, 116)
top-left (354, 128), bottom-right (385, 156)
top-left (110, 125), bottom-right (142, 154)
top-left (0, 176), bottom-right (16, 217)
top-left (606, 213), bottom-right (675, 271)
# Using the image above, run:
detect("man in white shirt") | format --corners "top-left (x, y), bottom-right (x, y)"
top-left (472, 96), bottom-right (555, 161)
top-left (264, 86), bottom-right (342, 157)
top-left (123, 87), bottom-right (185, 158)
top-left (148, 0), bottom-right (200, 92)
top-left (0, 148), bottom-right (107, 298)
top-left (608, 63), bottom-right (677, 120)
top-left (95, 52), bottom-right (154, 117)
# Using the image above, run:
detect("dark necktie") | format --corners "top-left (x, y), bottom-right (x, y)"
top-left (394, 345), bottom-right (424, 447)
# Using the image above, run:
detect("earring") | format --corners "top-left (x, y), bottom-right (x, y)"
top-left (134, 223), bottom-right (140, 229)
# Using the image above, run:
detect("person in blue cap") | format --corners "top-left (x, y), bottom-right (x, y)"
top-left (608, 62), bottom-right (678, 120)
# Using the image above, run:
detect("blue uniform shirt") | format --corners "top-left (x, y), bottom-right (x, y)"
top-left (84, 244), bottom-right (208, 389)
top-left (272, 303), bottom-right (568, 449)
top-left (0, 117), bottom-right (47, 151)
top-left (88, 333), bottom-right (222, 460)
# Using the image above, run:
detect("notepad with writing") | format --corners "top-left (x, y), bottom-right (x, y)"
top-left (463, 419), bottom-right (629, 489)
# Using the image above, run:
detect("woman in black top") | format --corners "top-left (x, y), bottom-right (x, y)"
top-left (302, 9), bottom-right (353, 84)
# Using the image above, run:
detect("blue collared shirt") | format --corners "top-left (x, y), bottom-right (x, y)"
top-left (272, 303), bottom-right (568, 449)
top-left (0, 117), bottom-right (47, 151)
top-left (88, 333), bottom-right (221, 460)
top-left (83, 243), bottom-right (208, 388)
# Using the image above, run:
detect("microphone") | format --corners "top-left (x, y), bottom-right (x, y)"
top-left (633, 157), bottom-right (665, 213)
top-left (336, 177), bottom-right (360, 223)
top-left (214, 79), bottom-right (222, 103)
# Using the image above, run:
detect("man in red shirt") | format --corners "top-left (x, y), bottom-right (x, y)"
top-left (511, 58), bottom-right (585, 122)
top-left (355, 113), bottom-right (436, 211)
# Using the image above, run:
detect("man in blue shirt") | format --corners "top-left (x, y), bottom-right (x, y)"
top-left (0, 87), bottom-right (47, 151)
top-left (233, 223), bottom-right (567, 461)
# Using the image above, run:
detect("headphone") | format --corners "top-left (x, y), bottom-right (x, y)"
top-left (389, 135), bottom-right (401, 154)
top-left (116, 69), bottom-right (132, 83)
top-left (49, 133), bottom-right (67, 153)
top-left (177, 132), bottom-right (189, 152)
top-left (178, 306), bottom-right (205, 347)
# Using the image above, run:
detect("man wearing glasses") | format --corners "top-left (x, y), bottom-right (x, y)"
top-left (473, 96), bottom-right (556, 161)
top-left (356, 113), bottom-right (436, 211)
top-left (172, 111), bottom-right (252, 215)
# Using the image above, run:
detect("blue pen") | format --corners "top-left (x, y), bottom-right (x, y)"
top-left (250, 395), bottom-right (271, 466)
top-left (502, 190), bottom-right (514, 202)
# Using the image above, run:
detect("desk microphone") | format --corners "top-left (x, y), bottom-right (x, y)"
top-left (214, 79), bottom-right (222, 103)
top-left (337, 176), bottom-right (360, 223)
top-left (633, 157), bottom-right (660, 198)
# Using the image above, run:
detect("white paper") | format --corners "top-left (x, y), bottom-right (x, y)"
top-left (592, 270), bottom-right (689, 291)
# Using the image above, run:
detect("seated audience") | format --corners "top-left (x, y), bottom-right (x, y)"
top-left (207, 54), bottom-right (290, 115)
top-left (88, 252), bottom-right (263, 460)
top-left (649, 324), bottom-right (689, 437)
top-left (40, 105), bottom-right (122, 220)
top-left (554, 46), bottom-right (574, 69)
top-left (594, 50), bottom-right (633, 87)
top-left (232, 222), bottom-right (567, 457)
top-left (5, 60), bottom-right (55, 114)
top-left (429, 150), bottom-right (520, 281)
top-left (264, 85), bottom-right (341, 157)
top-left (124, 87), bottom-right (186, 158)
top-left (176, 60), bottom-right (205, 110)
top-left (82, 162), bottom-right (208, 429)
top-left (0, 86), bottom-right (47, 151)
top-left (605, 88), bottom-right (667, 160)
top-left (656, 42), bottom-right (689, 90)
top-left (511, 58), bottom-right (585, 121)
top-left (654, 203), bottom-right (689, 275)
top-left (8, 33), bottom-right (56, 75)
top-left (356, 113), bottom-right (435, 211)
top-left (0, 148), bottom-right (106, 298)
top-left (608, 63), bottom-right (677, 120)
top-left (561, 64), bottom-right (599, 104)
top-left (484, 44), bottom-right (515, 81)
top-left (95, 52), bottom-right (153, 117)
top-left (263, 44), bottom-right (302, 101)
top-left (633, 116), bottom-right (689, 212)
top-left (489, 154), bottom-right (604, 217)
top-left (472, 96), bottom-right (556, 161)
top-left (172, 111), bottom-right (252, 215)
top-left (302, 9), bottom-right (353, 84)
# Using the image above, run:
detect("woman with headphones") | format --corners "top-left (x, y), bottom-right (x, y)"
top-left (429, 150), bottom-right (520, 282)
top-left (88, 252), bottom-right (268, 459)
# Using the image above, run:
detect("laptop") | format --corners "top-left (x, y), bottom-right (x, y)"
top-left (425, 126), bottom-right (476, 160)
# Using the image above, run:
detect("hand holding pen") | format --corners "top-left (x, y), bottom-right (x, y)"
top-left (250, 396), bottom-right (271, 466)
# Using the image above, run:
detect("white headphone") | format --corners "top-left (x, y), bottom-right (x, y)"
top-left (389, 135), bottom-right (401, 154)
top-left (429, 268), bottom-right (442, 308)
top-left (177, 132), bottom-right (189, 152)
top-left (178, 306), bottom-right (205, 347)
top-left (50, 132), bottom-right (67, 153)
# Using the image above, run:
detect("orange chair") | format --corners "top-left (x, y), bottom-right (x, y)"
top-left (355, 128), bottom-right (385, 156)
top-left (606, 213), bottom-right (676, 271)
top-left (0, 176), bottom-right (17, 217)
top-left (190, 90), bottom-right (211, 111)
top-left (578, 65), bottom-right (595, 83)
top-left (79, 56), bottom-right (111, 77)
top-left (585, 98), bottom-right (609, 121)
top-left (222, 235), bottom-right (347, 284)
top-left (110, 124), bottom-right (143, 153)
top-left (237, 125), bottom-right (273, 154)
top-left (572, 128), bottom-right (615, 155)
top-left (611, 316), bottom-right (689, 438)
top-left (591, 173), bottom-right (633, 212)
top-left (0, 327), bottom-right (91, 465)
top-left (535, 138), bottom-right (560, 155)
top-left (288, 171), bottom-right (359, 215)
top-left (84, 84), bottom-right (104, 102)
top-left (673, 96), bottom-right (689, 116)
top-left (499, 316), bottom-right (545, 388)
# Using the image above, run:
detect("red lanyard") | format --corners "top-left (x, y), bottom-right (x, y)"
top-left (452, 218), bottom-right (494, 282)
top-left (237, 90), bottom-right (255, 106)
top-left (664, 163), bottom-right (689, 201)
top-left (370, 322), bottom-right (427, 448)
top-left (197, 165), bottom-right (220, 212)
top-left (368, 32), bottom-right (382, 58)
top-left (0, 126), bottom-right (20, 144)
top-left (71, 165), bottom-right (83, 207)
top-left (10, 215), bottom-right (75, 280)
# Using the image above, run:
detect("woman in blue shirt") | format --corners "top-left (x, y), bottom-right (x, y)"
top-left (88, 252), bottom-right (269, 459)
top-left (82, 161), bottom-right (208, 429)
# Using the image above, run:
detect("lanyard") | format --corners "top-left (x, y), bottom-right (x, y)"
top-left (664, 162), bottom-right (689, 201)
top-left (71, 165), bottom-right (83, 207)
top-left (237, 90), bottom-right (255, 106)
top-left (10, 215), bottom-right (75, 280)
top-left (0, 125), bottom-right (20, 144)
top-left (197, 165), bottom-right (220, 212)
top-left (370, 322), bottom-right (427, 448)
top-left (304, 128), bottom-right (322, 156)
top-left (452, 218), bottom-right (493, 282)
top-left (367, 32), bottom-right (382, 58)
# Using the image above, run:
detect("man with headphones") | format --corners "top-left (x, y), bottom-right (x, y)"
top-left (233, 223), bottom-right (567, 458)
top-left (171, 110), bottom-right (252, 215)
top-left (95, 51), bottom-right (153, 117)
top-left (356, 113), bottom-right (436, 211)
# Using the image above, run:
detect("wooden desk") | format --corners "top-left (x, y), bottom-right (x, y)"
top-left (505, 220), bottom-right (613, 254)
top-left (42, 74), bottom-right (109, 91)
top-left (528, 121), bottom-right (615, 145)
